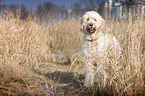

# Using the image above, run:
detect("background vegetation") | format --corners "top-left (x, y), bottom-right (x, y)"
top-left (0, 10), bottom-right (144, 95)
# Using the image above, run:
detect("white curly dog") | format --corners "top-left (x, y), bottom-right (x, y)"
top-left (81, 11), bottom-right (121, 87)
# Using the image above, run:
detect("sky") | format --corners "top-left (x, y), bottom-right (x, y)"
top-left (1, 0), bottom-right (145, 10)
top-left (0, 0), bottom-right (81, 10)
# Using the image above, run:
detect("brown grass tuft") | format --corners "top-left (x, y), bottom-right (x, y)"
top-left (0, 11), bottom-right (144, 95)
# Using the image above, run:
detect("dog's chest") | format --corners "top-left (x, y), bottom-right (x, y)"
top-left (82, 34), bottom-right (109, 58)
top-left (82, 40), bottom-right (98, 57)
top-left (88, 41), bottom-right (98, 54)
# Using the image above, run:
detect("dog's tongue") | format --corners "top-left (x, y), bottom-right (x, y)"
top-left (90, 28), bottom-right (94, 32)
top-left (89, 28), bottom-right (95, 33)
top-left (87, 26), bottom-right (96, 34)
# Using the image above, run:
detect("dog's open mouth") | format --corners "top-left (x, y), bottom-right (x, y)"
top-left (87, 25), bottom-right (96, 34)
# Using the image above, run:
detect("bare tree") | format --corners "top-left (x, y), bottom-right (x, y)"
top-left (8, 4), bottom-right (17, 13)
top-left (80, 0), bottom-right (106, 8)
top-left (35, 4), bottom-right (45, 18)
top-left (19, 4), bottom-right (28, 19)
top-left (35, 2), bottom-right (60, 20)
top-left (71, 3), bottom-right (82, 17)
top-left (43, 2), bottom-right (53, 13)
top-left (116, 0), bottom-right (145, 5)
top-left (71, 3), bottom-right (81, 10)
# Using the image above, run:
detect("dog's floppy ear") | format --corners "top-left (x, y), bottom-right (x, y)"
top-left (99, 19), bottom-right (105, 31)
top-left (80, 18), bottom-right (83, 25)
top-left (80, 18), bottom-right (83, 31)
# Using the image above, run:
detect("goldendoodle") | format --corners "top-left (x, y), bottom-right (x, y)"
top-left (81, 11), bottom-right (121, 87)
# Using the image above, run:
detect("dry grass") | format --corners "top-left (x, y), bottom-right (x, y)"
top-left (0, 11), bottom-right (144, 95)
top-left (100, 15), bottom-right (145, 95)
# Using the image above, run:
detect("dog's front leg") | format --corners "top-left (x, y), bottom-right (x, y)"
top-left (84, 62), bottom-right (95, 87)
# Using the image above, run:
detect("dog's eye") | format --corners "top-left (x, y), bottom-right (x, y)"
top-left (94, 19), bottom-right (97, 21)
top-left (87, 18), bottom-right (89, 21)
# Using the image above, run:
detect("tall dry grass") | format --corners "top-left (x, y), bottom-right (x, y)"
top-left (99, 15), bottom-right (145, 95)
top-left (0, 12), bottom-right (83, 95)
top-left (0, 11), bottom-right (144, 95)
top-left (0, 13), bottom-right (54, 95)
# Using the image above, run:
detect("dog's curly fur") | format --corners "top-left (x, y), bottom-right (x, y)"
top-left (81, 11), bottom-right (121, 87)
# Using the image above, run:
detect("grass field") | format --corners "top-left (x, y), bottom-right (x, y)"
top-left (0, 12), bottom-right (144, 95)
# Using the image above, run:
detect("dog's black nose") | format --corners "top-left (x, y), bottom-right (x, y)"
top-left (89, 23), bottom-right (93, 26)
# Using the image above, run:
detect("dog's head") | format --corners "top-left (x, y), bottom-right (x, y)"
top-left (80, 11), bottom-right (104, 35)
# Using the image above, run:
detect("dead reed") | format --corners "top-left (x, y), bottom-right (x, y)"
top-left (0, 11), bottom-right (144, 95)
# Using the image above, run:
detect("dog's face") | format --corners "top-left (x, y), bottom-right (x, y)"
top-left (85, 17), bottom-right (97, 34)
top-left (81, 11), bottom-right (104, 36)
